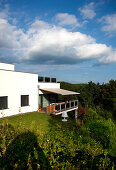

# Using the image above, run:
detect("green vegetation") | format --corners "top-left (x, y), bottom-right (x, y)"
top-left (60, 80), bottom-right (116, 121)
top-left (0, 110), bottom-right (116, 169)
top-left (0, 79), bottom-right (116, 169)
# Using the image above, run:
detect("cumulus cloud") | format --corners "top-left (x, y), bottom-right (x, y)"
top-left (99, 49), bottom-right (116, 63)
top-left (78, 2), bottom-right (96, 19)
top-left (0, 14), bottom-right (116, 65)
top-left (0, 18), bottom-right (22, 49)
top-left (55, 13), bottom-right (80, 27)
top-left (99, 14), bottom-right (116, 35)
top-left (23, 21), bottom-right (116, 65)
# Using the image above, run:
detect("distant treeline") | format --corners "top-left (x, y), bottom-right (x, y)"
top-left (59, 80), bottom-right (116, 121)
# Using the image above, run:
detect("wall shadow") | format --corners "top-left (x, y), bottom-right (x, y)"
top-left (0, 124), bottom-right (51, 169)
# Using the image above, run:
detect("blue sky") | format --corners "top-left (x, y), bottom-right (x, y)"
top-left (0, 0), bottom-right (116, 84)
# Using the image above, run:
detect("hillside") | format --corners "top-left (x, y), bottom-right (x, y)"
top-left (60, 80), bottom-right (116, 121)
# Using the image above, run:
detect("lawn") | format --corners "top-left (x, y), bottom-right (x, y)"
top-left (0, 112), bottom-right (53, 132)
top-left (0, 111), bottom-right (76, 133)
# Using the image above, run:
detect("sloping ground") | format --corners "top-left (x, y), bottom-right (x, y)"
top-left (0, 111), bottom-right (116, 169)
top-left (0, 112), bottom-right (51, 132)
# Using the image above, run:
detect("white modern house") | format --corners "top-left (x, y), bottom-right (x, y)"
top-left (0, 63), bottom-right (38, 118)
top-left (0, 62), bottom-right (79, 118)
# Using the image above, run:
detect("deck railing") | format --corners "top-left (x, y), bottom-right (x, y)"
top-left (40, 100), bottom-right (78, 114)
top-left (55, 100), bottom-right (78, 113)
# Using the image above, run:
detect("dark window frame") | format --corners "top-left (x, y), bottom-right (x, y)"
top-left (21, 95), bottom-right (29, 107)
top-left (0, 96), bottom-right (8, 110)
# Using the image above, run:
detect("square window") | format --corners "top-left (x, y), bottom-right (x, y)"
top-left (51, 78), bottom-right (56, 83)
top-left (45, 77), bottom-right (50, 82)
top-left (21, 95), bottom-right (29, 107)
top-left (38, 76), bottom-right (44, 82)
top-left (0, 96), bottom-right (8, 110)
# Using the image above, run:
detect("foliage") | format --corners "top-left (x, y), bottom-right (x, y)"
top-left (0, 79), bottom-right (116, 168)
top-left (0, 122), bottom-right (50, 169)
top-left (0, 112), bottom-right (116, 169)
top-left (87, 119), bottom-right (115, 148)
top-left (109, 126), bottom-right (116, 157)
top-left (60, 79), bottom-right (116, 121)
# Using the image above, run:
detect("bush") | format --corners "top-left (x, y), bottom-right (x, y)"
top-left (0, 116), bottom-right (115, 169)
top-left (109, 127), bottom-right (116, 157)
top-left (87, 119), bottom-right (115, 149)
top-left (88, 107), bottom-right (100, 121)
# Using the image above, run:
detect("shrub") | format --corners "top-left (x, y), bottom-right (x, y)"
top-left (88, 107), bottom-right (100, 121)
top-left (87, 119), bottom-right (115, 149)
top-left (109, 127), bottom-right (116, 157)
top-left (0, 115), bottom-right (115, 169)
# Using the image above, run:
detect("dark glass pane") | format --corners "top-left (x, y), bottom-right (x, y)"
top-left (38, 76), bottom-right (44, 82)
top-left (45, 77), bottom-right (50, 82)
top-left (0, 96), bottom-right (8, 110)
top-left (21, 95), bottom-right (29, 107)
top-left (51, 78), bottom-right (56, 83)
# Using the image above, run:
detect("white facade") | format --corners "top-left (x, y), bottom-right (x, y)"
top-left (0, 63), bottom-right (38, 118)
top-left (0, 62), bottom-right (61, 118)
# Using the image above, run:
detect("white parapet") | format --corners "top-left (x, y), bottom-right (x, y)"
top-left (0, 63), bottom-right (15, 71)
top-left (38, 82), bottom-right (60, 94)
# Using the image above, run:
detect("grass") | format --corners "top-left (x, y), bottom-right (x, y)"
top-left (0, 111), bottom-right (76, 132)
top-left (0, 112), bottom-right (52, 132)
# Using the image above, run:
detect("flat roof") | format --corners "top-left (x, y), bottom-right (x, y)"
top-left (40, 88), bottom-right (80, 95)
top-left (0, 68), bottom-right (38, 75)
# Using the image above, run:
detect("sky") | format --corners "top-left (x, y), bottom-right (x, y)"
top-left (0, 0), bottom-right (116, 84)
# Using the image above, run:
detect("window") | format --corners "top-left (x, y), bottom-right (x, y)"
top-left (0, 96), bottom-right (8, 110)
top-left (21, 95), bottom-right (29, 107)
top-left (38, 76), bottom-right (44, 82)
top-left (51, 78), bottom-right (57, 83)
top-left (45, 77), bottom-right (50, 82)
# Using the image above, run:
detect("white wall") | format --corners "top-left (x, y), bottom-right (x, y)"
top-left (0, 62), bottom-right (14, 71)
top-left (38, 82), bottom-right (60, 94)
top-left (0, 70), bottom-right (38, 118)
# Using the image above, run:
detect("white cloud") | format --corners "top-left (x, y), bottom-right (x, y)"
top-left (0, 15), bottom-right (116, 65)
top-left (0, 18), bottom-right (21, 49)
top-left (55, 13), bottom-right (80, 26)
top-left (99, 14), bottom-right (116, 34)
top-left (78, 2), bottom-right (96, 19)
top-left (99, 49), bottom-right (116, 63)
top-left (28, 19), bottom-right (50, 33)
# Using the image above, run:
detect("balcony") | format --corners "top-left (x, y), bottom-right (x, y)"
top-left (39, 100), bottom-right (78, 116)
top-left (54, 100), bottom-right (78, 115)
